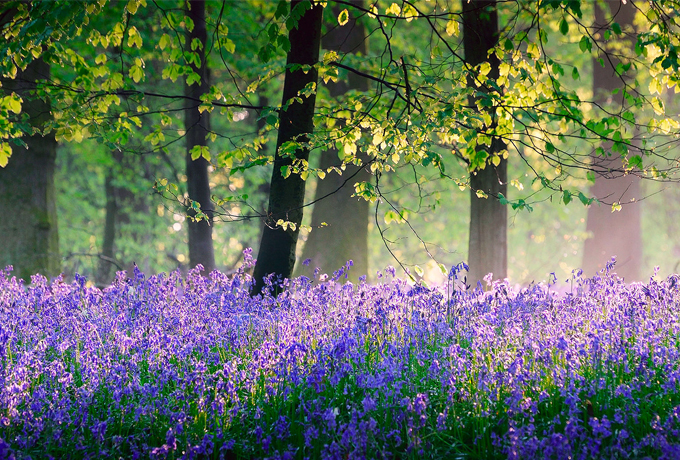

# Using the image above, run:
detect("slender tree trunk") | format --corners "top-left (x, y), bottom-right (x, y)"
top-left (298, 0), bottom-right (370, 282)
top-left (0, 58), bottom-right (60, 281)
top-left (582, 0), bottom-right (641, 280)
top-left (96, 169), bottom-right (118, 284)
top-left (252, 0), bottom-right (323, 295)
top-left (185, 0), bottom-right (215, 274)
top-left (463, 0), bottom-right (507, 286)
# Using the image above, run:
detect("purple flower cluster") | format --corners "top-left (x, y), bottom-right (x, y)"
top-left (1, 255), bottom-right (680, 459)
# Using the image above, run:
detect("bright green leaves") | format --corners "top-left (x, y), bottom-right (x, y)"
top-left (127, 26), bottom-right (143, 48)
top-left (384, 209), bottom-right (408, 225)
top-left (55, 126), bottom-right (89, 143)
top-left (190, 145), bottom-right (211, 162)
top-left (0, 143), bottom-right (12, 168)
top-left (0, 90), bottom-right (22, 160)
top-left (385, 3), bottom-right (401, 16)
top-left (651, 97), bottom-right (665, 116)
top-left (125, 0), bottom-right (146, 15)
top-left (446, 19), bottom-right (460, 37)
top-left (579, 36), bottom-right (592, 53)
top-left (319, 51), bottom-right (340, 84)
top-left (2, 95), bottom-right (22, 115)
top-left (277, 219), bottom-right (294, 231)
top-left (353, 181), bottom-right (378, 203)
top-left (338, 9), bottom-right (349, 26)
top-left (129, 58), bottom-right (145, 83)
top-left (627, 155), bottom-right (643, 171)
top-left (159, 33), bottom-right (172, 51)
top-left (298, 82), bottom-right (317, 99)
top-left (144, 129), bottom-right (165, 146)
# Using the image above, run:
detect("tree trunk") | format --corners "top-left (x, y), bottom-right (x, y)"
top-left (96, 168), bottom-right (118, 284)
top-left (463, 0), bottom-right (507, 286)
top-left (185, 0), bottom-right (215, 274)
top-left (252, 0), bottom-right (324, 295)
top-left (0, 58), bottom-right (60, 281)
top-left (582, 0), bottom-right (641, 280)
top-left (298, 0), bottom-right (370, 282)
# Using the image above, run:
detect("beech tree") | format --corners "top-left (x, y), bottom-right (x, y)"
top-left (0, 58), bottom-right (60, 280)
top-left (251, 0), bottom-right (324, 294)
top-left (462, 0), bottom-right (507, 286)
top-left (582, 0), bottom-right (642, 280)
top-left (3, 1), bottom-right (680, 288)
top-left (184, 0), bottom-right (216, 274)
top-left (298, 0), bottom-right (371, 282)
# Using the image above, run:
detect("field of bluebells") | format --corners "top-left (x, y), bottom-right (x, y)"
top-left (2, 251), bottom-right (680, 459)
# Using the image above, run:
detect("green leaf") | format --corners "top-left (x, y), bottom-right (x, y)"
top-left (385, 3), bottom-right (401, 16)
top-left (159, 33), bottom-right (170, 50)
top-left (414, 265), bottom-right (424, 277)
top-left (0, 142), bottom-right (11, 168)
top-left (338, 9), bottom-right (349, 26)
top-left (579, 36), bottom-right (591, 53)
top-left (129, 65), bottom-right (143, 83)
top-left (559, 18), bottom-right (569, 35)
top-left (612, 22), bottom-right (622, 35)
top-left (7, 95), bottom-right (21, 114)
top-left (446, 19), bottom-right (459, 37)
top-left (628, 155), bottom-right (643, 170)
top-left (562, 190), bottom-right (572, 205)
top-left (189, 145), bottom-right (202, 161)
top-left (572, 67), bottom-right (580, 80)
top-left (274, 0), bottom-right (288, 19)
top-left (223, 38), bottom-right (235, 54)
top-left (126, 0), bottom-right (142, 15)
top-left (622, 110), bottom-right (635, 125)
top-left (498, 192), bottom-right (509, 205)
top-left (578, 192), bottom-right (592, 206)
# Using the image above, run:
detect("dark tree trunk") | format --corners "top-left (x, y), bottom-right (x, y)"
top-left (0, 58), bottom-right (60, 281)
top-left (463, 0), bottom-right (507, 286)
top-left (252, 0), bottom-right (324, 295)
top-left (298, 0), bottom-right (370, 282)
top-left (96, 169), bottom-right (118, 284)
top-left (185, 0), bottom-right (215, 274)
top-left (582, 0), bottom-right (641, 280)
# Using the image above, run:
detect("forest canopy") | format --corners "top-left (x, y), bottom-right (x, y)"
top-left (1, 0), bottom-right (680, 287)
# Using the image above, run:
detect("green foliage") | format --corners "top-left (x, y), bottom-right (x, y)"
top-left (4, 0), bottom-right (680, 280)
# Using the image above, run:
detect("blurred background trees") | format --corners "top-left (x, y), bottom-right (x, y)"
top-left (2, 0), bottom-right (680, 287)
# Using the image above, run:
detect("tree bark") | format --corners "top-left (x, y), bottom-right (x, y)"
top-left (0, 57), bottom-right (60, 281)
top-left (582, 0), bottom-right (641, 280)
top-left (96, 168), bottom-right (118, 284)
top-left (185, 0), bottom-right (216, 274)
top-left (463, 0), bottom-right (507, 286)
top-left (252, 0), bottom-right (324, 295)
top-left (298, 0), bottom-right (370, 282)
